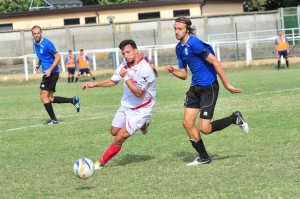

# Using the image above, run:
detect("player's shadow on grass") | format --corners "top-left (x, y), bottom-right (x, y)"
top-left (115, 154), bottom-right (155, 166)
top-left (174, 151), bottom-right (245, 163)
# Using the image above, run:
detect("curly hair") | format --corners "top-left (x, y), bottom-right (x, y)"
top-left (175, 17), bottom-right (196, 35)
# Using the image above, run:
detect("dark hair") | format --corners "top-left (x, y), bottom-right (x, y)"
top-left (119, 39), bottom-right (137, 50)
top-left (80, 49), bottom-right (83, 51)
top-left (175, 17), bottom-right (196, 35)
top-left (31, 25), bottom-right (42, 32)
top-left (68, 50), bottom-right (72, 52)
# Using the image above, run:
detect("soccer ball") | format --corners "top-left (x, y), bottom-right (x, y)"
top-left (73, 158), bottom-right (95, 179)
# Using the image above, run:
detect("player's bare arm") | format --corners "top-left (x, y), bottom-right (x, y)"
top-left (45, 53), bottom-right (61, 77)
top-left (118, 66), bottom-right (144, 97)
top-left (206, 53), bottom-right (242, 94)
top-left (165, 65), bottom-right (188, 80)
top-left (125, 78), bottom-right (144, 97)
top-left (82, 79), bottom-right (117, 90)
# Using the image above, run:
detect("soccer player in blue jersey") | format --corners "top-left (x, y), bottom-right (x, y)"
top-left (165, 17), bottom-right (249, 165)
top-left (32, 25), bottom-right (80, 125)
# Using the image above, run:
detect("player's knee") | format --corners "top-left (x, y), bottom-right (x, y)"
top-left (199, 126), bottom-right (211, 134)
top-left (110, 127), bottom-right (118, 136)
top-left (49, 96), bottom-right (54, 102)
top-left (182, 119), bottom-right (194, 129)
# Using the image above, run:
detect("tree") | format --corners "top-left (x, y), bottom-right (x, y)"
top-left (0, 0), bottom-right (31, 13)
top-left (265, 0), bottom-right (299, 10)
top-left (243, 0), bottom-right (299, 12)
top-left (243, 0), bottom-right (267, 12)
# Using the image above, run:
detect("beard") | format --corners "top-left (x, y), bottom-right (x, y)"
top-left (127, 59), bottom-right (135, 65)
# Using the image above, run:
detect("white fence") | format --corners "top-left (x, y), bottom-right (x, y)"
top-left (0, 31), bottom-right (298, 81)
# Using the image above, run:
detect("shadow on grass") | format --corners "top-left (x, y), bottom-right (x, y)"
top-left (75, 186), bottom-right (95, 191)
top-left (115, 154), bottom-right (155, 166)
top-left (174, 151), bottom-right (245, 163)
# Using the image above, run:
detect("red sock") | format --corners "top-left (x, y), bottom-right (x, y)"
top-left (99, 144), bottom-right (122, 166)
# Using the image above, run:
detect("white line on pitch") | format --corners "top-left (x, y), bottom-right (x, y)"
top-left (1, 87), bottom-right (299, 133)
top-left (0, 114), bottom-right (114, 134)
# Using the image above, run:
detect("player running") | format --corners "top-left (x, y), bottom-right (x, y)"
top-left (32, 25), bottom-right (80, 125)
top-left (82, 39), bottom-right (156, 170)
top-left (165, 17), bottom-right (249, 165)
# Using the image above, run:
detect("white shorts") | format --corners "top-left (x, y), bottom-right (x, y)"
top-left (111, 106), bottom-right (152, 135)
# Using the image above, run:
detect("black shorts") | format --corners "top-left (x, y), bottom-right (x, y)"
top-left (79, 68), bottom-right (90, 75)
top-left (278, 51), bottom-right (288, 59)
top-left (40, 72), bottom-right (59, 92)
top-left (184, 80), bottom-right (219, 119)
top-left (68, 67), bottom-right (76, 75)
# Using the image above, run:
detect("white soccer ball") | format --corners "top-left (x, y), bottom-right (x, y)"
top-left (73, 158), bottom-right (95, 180)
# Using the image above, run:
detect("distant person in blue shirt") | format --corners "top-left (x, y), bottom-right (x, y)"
top-left (32, 25), bottom-right (80, 125)
top-left (165, 17), bottom-right (249, 166)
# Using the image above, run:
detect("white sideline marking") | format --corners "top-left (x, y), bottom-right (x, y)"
top-left (223, 87), bottom-right (300, 99)
top-left (0, 114), bottom-right (113, 134)
top-left (1, 87), bottom-right (299, 133)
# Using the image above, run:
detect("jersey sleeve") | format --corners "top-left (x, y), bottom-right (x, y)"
top-left (175, 46), bottom-right (187, 69)
top-left (192, 40), bottom-right (209, 59)
top-left (46, 40), bottom-right (58, 57)
top-left (111, 64), bottom-right (124, 82)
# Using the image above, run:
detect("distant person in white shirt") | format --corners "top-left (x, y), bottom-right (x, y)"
top-left (82, 39), bottom-right (156, 170)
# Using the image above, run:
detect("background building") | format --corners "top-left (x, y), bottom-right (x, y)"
top-left (0, 0), bottom-right (244, 31)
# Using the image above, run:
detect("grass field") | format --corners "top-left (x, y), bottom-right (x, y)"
top-left (0, 63), bottom-right (299, 199)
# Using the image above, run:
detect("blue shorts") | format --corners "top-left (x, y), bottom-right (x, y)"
top-left (78, 68), bottom-right (91, 75)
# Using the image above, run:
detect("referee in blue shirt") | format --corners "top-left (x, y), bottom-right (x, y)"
top-left (32, 25), bottom-right (80, 125)
top-left (165, 17), bottom-right (249, 165)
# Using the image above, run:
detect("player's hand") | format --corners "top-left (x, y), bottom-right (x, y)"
top-left (165, 65), bottom-right (175, 74)
top-left (82, 82), bottom-right (94, 90)
top-left (34, 66), bottom-right (40, 71)
top-left (44, 69), bottom-right (52, 77)
top-left (119, 67), bottom-right (127, 78)
top-left (226, 84), bottom-right (242, 94)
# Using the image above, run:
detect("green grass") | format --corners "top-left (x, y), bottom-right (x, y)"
top-left (0, 64), bottom-right (299, 199)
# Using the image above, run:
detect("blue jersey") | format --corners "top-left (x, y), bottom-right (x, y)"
top-left (176, 36), bottom-right (217, 86)
top-left (34, 37), bottom-right (59, 74)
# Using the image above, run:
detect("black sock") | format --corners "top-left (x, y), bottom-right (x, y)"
top-left (211, 115), bottom-right (236, 133)
top-left (75, 78), bottom-right (78, 82)
top-left (286, 60), bottom-right (289, 68)
top-left (71, 77), bottom-right (74, 82)
top-left (92, 77), bottom-right (95, 80)
top-left (277, 61), bottom-right (280, 69)
top-left (68, 77), bottom-right (70, 83)
top-left (190, 139), bottom-right (209, 159)
top-left (53, 96), bottom-right (73, 104)
top-left (44, 102), bottom-right (57, 120)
